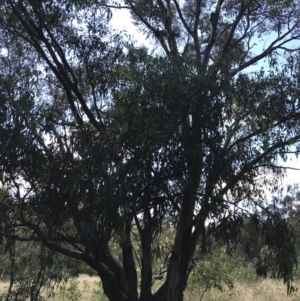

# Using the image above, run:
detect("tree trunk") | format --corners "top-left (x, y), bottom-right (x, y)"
top-left (164, 113), bottom-right (202, 301)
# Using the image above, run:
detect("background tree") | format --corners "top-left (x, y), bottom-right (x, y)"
top-left (0, 189), bottom-right (94, 301)
top-left (1, 0), bottom-right (300, 301)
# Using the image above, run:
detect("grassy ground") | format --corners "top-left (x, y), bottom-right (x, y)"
top-left (186, 279), bottom-right (300, 301)
top-left (0, 281), bottom-right (8, 295)
top-left (48, 275), bottom-right (107, 301)
top-left (0, 275), bottom-right (299, 300)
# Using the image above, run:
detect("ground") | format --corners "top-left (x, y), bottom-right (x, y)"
top-left (0, 275), bottom-right (299, 301)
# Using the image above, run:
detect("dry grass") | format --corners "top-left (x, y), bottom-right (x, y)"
top-left (49, 274), bottom-right (106, 301)
top-left (0, 275), bottom-right (299, 300)
top-left (0, 281), bottom-right (9, 295)
top-left (186, 279), bottom-right (300, 301)
top-left (72, 274), bottom-right (100, 290)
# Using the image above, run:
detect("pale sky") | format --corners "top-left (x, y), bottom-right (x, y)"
top-left (110, 9), bottom-right (153, 48)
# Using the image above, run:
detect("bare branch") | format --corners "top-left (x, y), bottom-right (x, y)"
top-left (221, 134), bottom-right (300, 196)
top-left (202, 0), bottom-right (225, 70)
top-left (172, 0), bottom-right (194, 37)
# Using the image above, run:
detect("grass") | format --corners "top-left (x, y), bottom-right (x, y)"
top-left (0, 281), bottom-right (8, 295)
top-left (186, 279), bottom-right (300, 301)
top-left (49, 275), bottom-right (108, 301)
top-left (0, 275), bottom-right (299, 300)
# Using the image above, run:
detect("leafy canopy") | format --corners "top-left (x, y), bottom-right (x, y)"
top-left (1, 0), bottom-right (300, 300)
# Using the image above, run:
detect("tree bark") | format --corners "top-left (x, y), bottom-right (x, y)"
top-left (164, 114), bottom-right (202, 301)
top-left (122, 218), bottom-right (138, 301)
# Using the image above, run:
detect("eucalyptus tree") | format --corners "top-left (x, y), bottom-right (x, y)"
top-left (1, 0), bottom-right (300, 301)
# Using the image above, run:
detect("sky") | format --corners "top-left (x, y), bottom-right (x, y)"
top-left (111, 9), bottom-right (152, 48)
